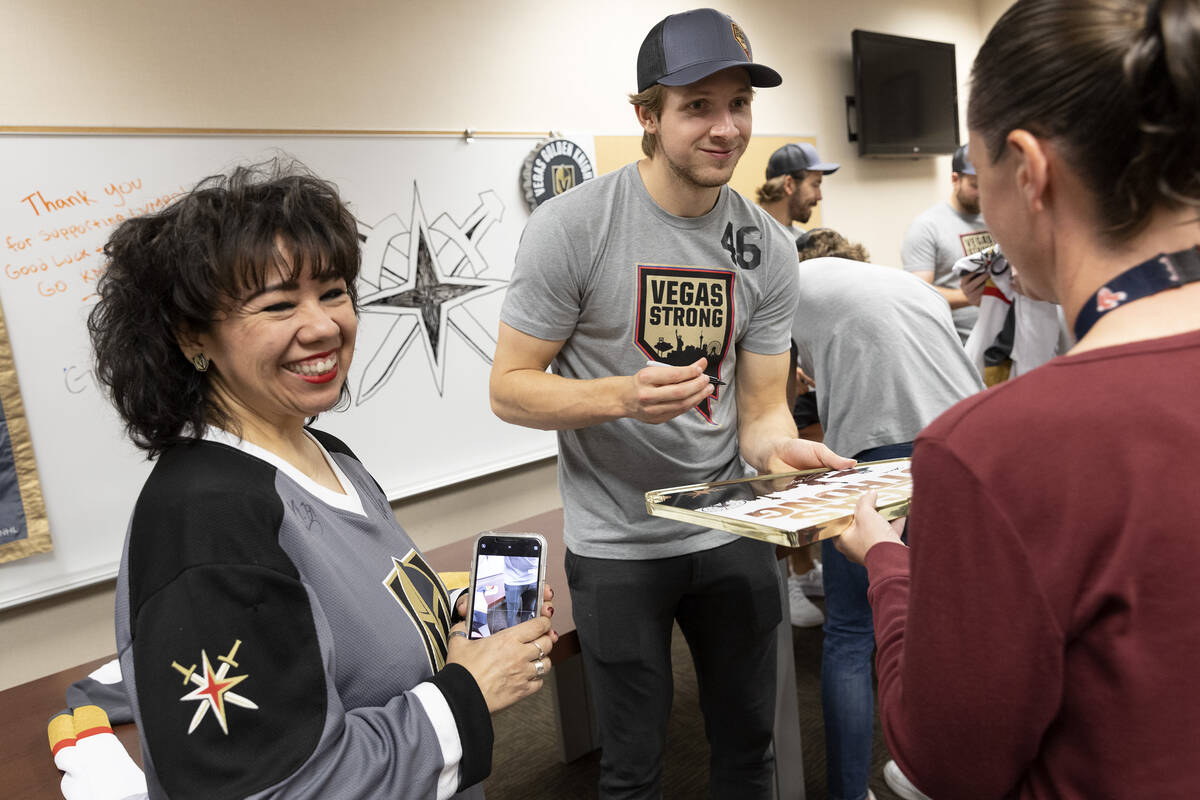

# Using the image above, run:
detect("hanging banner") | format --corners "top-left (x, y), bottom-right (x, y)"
top-left (0, 295), bottom-right (51, 564)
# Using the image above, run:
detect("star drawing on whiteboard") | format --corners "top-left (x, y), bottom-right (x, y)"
top-left (355, 185), bottom-right (507, 402)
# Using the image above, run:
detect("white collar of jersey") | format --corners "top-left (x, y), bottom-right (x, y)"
top-left (201, 427), bottom-right (366, 517)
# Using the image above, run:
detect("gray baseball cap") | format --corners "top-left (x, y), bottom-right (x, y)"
top-left (637, 8), bottom-right (782, 93)
top-left (765, 143), bottom-right (840, 179)
top-left (951, 143), bottom-right (976, 175)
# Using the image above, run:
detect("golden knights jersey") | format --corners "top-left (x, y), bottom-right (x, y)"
top-left (112, 429), bottom-right (489, 799)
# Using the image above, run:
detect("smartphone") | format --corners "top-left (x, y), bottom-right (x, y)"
top-left (467, 532), bottom-right (548, 639)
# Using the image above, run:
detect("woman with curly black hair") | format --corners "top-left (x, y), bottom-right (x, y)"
top-left (88, 161), bottom-right (555, 799)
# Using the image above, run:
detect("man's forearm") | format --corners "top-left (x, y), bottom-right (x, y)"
top-left (934, 284), bottom-right (971, 309)
top-left (490, 369), bottom-right (630, 431)
top-left (738, 403), bottom-right (800, 474)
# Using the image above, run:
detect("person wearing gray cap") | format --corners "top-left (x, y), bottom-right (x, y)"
top-left (757, 142), bottom-right (841, 634)
top-left (756, 142), bottom-right (840, 239)
top-left (901, 143), bottom-right (995, 342)
top-left (491, 7), bottom-right (854, 799)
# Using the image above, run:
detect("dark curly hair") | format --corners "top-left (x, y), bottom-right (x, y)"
top-left (969, 0), bottom-right (1200, 241)
top-left (87, 159), bottom-right (361, 458)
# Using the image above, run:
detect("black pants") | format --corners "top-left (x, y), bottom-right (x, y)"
top-left (565, 536), bottom-right (782, 800)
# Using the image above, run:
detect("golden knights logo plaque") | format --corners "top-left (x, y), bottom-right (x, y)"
top-left (521, 137), bottom-right (596, 211)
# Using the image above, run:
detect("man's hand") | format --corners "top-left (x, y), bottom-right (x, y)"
top-left (626, 358), bottom-right (714, 424)
top-left (763, 437), bottom-right (856, 475)
top-left (961, 270), bottom-right (989, 306)
top-left (795, 365), bottom-right (816, 393)
top-left (835, 490), bottom-right (905, 565)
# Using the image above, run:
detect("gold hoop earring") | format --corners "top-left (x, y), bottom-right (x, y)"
top-left (191, 352), bottom-right (210, 372)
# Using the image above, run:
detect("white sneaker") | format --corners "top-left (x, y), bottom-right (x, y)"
top-left (788, 579), bottom-right (824, 627)
top-left (792, 560), bottom-right (825, 597)
top-left (883, 760), bottom-right (931, 800)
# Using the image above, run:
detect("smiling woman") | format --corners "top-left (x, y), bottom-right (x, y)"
top-left (83, 160), bottom-right (557, 799)
top-left (88, 163), bottom-right (362, 459)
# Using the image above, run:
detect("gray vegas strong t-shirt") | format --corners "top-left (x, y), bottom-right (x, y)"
top-left (901, 201), bottom-right (993, 341)
top-left (501, 162), bottom-right (799, 559)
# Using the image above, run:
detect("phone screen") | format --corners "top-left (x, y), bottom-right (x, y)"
top-left (468, 534), bottom-right (545, 639)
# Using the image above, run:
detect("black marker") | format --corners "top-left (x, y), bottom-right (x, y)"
top-left (645, 360), bottom-right (726, 386)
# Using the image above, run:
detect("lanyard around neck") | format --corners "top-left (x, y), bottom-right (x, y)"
top-left (1073, 246), bottom-right (1199, 341)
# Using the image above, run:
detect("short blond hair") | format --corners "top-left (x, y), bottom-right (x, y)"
top-left (796, 229), bottom-right (870, 262)
top-left (628, 85), bottom-right (666, 158)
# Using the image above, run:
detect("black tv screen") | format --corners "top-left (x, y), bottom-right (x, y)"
top-left (852, 30), bottom-right (959, 157)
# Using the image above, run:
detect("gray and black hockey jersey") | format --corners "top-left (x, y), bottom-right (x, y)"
top-left (113, 428), bottom-right (490, 799)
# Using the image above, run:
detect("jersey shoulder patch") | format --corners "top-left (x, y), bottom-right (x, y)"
top-left (128, 441), bottom-right (293, 615)
top-left (127, 442), bottom-right (327, 798)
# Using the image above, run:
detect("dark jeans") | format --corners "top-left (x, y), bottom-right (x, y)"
top-left (565, 536), bottom-right (782, 800)
top-left (821, 441), bottom-right (914, 800)
top-left (504, 582), bottom-right (537, 629)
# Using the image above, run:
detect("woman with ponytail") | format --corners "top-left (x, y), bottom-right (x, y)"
top-left (837, 0), bottom-right (1200, 797)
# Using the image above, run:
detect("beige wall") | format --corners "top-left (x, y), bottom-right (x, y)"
top-left (980, 0), bottom-right (1017, 29)
top-left (0, 0), bottom-right (1001, 689)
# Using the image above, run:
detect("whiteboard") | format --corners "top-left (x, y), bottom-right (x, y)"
top-left (0, 131), bottom-right (579, 608)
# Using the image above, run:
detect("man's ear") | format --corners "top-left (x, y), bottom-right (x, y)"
top-left (1006, 129), bottom-right (1050, 214)
top-left (783, 174), bottom-right (796, 196)
top-left (634, 104), bottom-right (659, 135)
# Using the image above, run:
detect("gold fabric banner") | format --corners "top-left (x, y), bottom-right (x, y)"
top-left (0, 296), bottom-right (51, 563)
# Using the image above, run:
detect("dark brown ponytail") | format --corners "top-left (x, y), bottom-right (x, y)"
top-left (969, 0), bottom-right (1200, 242)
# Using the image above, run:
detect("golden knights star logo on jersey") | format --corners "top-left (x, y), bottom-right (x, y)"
top-left (170, 639), bottom-right (259, 735)
top-left (636, 265), bottom-right (735, 424)
top-left (383, 548), bottom-right (452, 671)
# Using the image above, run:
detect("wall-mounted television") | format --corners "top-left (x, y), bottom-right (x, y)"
top-left (851, 30), bottom-right (959, 158)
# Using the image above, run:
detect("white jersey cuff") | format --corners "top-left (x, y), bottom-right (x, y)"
top-left (410, 680), bottom-right (462, 800)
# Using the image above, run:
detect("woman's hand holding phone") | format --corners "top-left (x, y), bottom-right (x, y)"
top-left (448, 584), bottom-right (558, 713)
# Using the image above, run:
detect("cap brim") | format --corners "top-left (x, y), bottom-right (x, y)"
top-left (657, 60), bottom-right (782, 89)
top-left (812, 162), bottom-right (840, 175)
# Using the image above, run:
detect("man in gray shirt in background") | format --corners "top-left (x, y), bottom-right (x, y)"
top-left (901, 143), bottom-right (994, 342)
top-left (755, 141), bottom-right (840, 240)
top-left (490, 8), bottom-right (851, 799)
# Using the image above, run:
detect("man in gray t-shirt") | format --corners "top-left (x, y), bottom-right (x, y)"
top-left (901, 143), bottom-right (994, 342)
top-left (792, 257), bottom-right (983, 459)
top-left (491, 9), bottom-right (851, 799)
top-left (792, 232), bottom-right (983, 800)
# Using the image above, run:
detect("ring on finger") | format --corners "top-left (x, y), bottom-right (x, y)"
top-left (533, 641), bottom-right (544, 660)
top-left (535, 658), bottom-right (545, 678)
